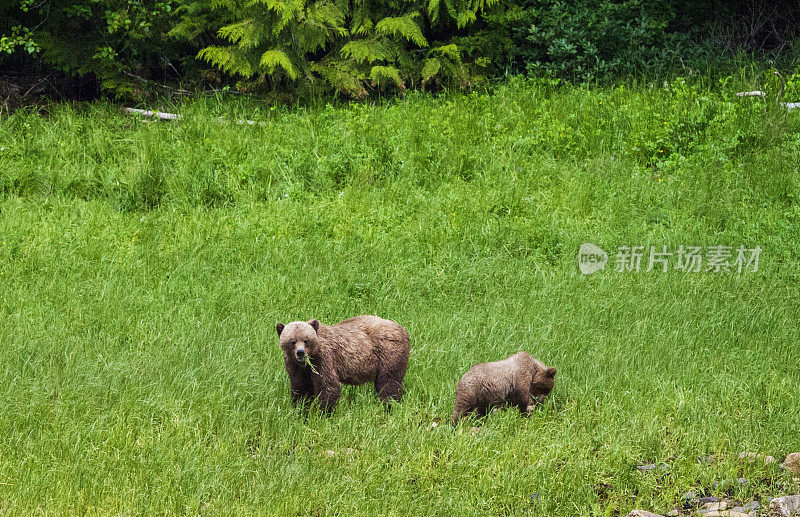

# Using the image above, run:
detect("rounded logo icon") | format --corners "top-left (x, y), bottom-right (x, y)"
top-left (578, 243), bottom-right (608, 274)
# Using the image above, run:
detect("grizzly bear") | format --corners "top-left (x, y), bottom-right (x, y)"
top-left (276, 315), bottom-right (410, 413)
top-left (451, 351), bottom-right (556, 424)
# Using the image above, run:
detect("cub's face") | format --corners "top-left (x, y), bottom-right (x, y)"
top-left (276, 319), bottom-right (321, 363)
top-left (530, 366), bottom-right (557, 401)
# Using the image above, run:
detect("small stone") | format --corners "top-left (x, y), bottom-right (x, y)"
top-left (769, 495), bottom-right (800, 517)
top-left (325, 450), bottom-right (335, 457)
top-left (783, 453), bottom-right (800, 475)
top-left (703, 501), bottom-right (727, 511)
top-left (681, 493), bottom-right (707, 510)
top-left (470, 426), bottom-right (480, 436)
top-left (529, 492), bottom-right (539, 502)
top-left (738, 451), bottom-right (776, 464)
top-left (636, 463), bottom-right (657, 472)
top-left (699, 455), bottom-right (716, 465)
top-left (742, 501), bottom-right (759, 511)
top-left (738, 478), bottom-right (749, 486)
top-left (430, 421), bottom-right (439, 429)
top-left (699, 497), bottom-right (720, 505)
top-left (666, 510), bottom-right (679, 516)
top-left (625, 511), bottom-right (663, 517)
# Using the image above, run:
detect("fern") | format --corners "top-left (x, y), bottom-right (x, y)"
top-left (375, 15), bottom-right (427, 47)
top-left (369, 65), bottom-right (403, 86)
top-left (198, 45), bottom-right (254, 76)
top-left (340, 39), bottom-right (391, 64)
top-left (259, 49), bottom-right (297, 78)
top-left (217, 19), bottom-right (260, 49)
top-left (420, 57), bottom-right (440, 82)
top-left (197, 0), bottom-right (494, 96)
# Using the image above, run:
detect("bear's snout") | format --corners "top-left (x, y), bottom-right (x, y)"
top-left (295, 347), bottom-right (306, 361)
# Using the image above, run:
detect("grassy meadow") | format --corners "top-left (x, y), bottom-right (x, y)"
top-left (1, 73), bottom-right (800, 515)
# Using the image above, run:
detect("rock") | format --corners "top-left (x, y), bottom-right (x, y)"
top-left (699, 455), bottom-right (716, 465)
top-left (715, 477), bottom-right (750, 490)
top-left (529, 492), bottom-right (539, 502)
top-left (635, 463), bottom-right (669, 474)
top-left (683, 494), bottom-right (715, 510)
top-left (666, 510), bottom-right (679, 516)
top-left (739, 451), bottom-right (776, 464)
top-left (470, 426), bottom-right (480, 436)
top-left (730, 502), bottom-right (757, 514)
top-left (703, 501), bottom-right (727, 511)
top-left (783, 453), bottom-right (800, 475)
top-left (429, 421), bottom-right (439, 429)
top-left (626, 511), bottom-right (663, 517)
top-left (769, 495), bottom-right (800, 516)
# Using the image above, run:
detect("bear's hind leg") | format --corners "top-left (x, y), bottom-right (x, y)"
top-left (374, 372), bottom-right (403, 402)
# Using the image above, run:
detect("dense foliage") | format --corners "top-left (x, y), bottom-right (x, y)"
top-left (1, 0), bottom-right (800, 98)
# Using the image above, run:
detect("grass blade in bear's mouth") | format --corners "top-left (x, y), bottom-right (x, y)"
top-left (304, 356), bottom-right (319, 374)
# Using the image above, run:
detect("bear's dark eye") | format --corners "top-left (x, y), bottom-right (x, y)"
top-left (290, 339), bottom-right (296, 345)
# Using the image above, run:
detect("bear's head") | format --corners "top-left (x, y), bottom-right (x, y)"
top-left (276, 319), bottom-right (321, 364)
top-left (530, 364), bottom-right (556, 401)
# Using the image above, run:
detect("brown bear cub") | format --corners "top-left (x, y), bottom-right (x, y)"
top-left (276, 315), bottom-right (410, 413)
top-left (451, 351), bottom-right (556, 424)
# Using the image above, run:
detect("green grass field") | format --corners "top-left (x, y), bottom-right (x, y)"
top-left (1, 74), bottom-right (799, 515)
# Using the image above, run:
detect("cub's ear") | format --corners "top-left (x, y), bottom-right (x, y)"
top-left (276, 323), bottom-right (285, 336)
top-left (544, 367), bottom-right (557, 378)
top-left (308, 319), bottom-right (320, 333)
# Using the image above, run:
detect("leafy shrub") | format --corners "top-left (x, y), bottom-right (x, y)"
top-left (194, 0), bottom-right (503, 97)
top-left (509, 0), bottom-right (689, 81)
top-left (1, 0), bottom-right (200, 95)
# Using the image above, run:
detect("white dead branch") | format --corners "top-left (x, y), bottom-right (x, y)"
top-left (122, 107), bottom-right (267, 125)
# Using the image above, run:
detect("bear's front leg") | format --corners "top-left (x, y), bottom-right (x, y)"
top-left (285, 356), bottom-right (314, 403)
top-left (511, 389), bottom-right (533, 417)
top-left (311, 368), bottom-right (341, 414)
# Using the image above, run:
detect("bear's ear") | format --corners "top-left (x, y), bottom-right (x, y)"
top-left (308, 319), bottom-right (320, 333)
top-left (276, 323), bottom-right (285, 336)
top-left (544, 367), bottom-right (557, 378)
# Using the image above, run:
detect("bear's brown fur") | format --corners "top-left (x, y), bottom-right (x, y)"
top-left (451, 351), bottom-right (556, 424)
top-left (276, 315), bottom-right (410, 413)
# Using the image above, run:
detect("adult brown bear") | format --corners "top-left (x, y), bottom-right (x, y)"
top-left (276, 316), bottom-right (410, 413)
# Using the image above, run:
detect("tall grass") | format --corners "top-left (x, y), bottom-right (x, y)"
top-left (0, 73), bottom-right (798, 515)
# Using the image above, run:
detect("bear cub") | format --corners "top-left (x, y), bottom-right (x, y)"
top-left (452, 351), bottom-right (556, 424)
top-left (276, 315), bottom-right (410, 413)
